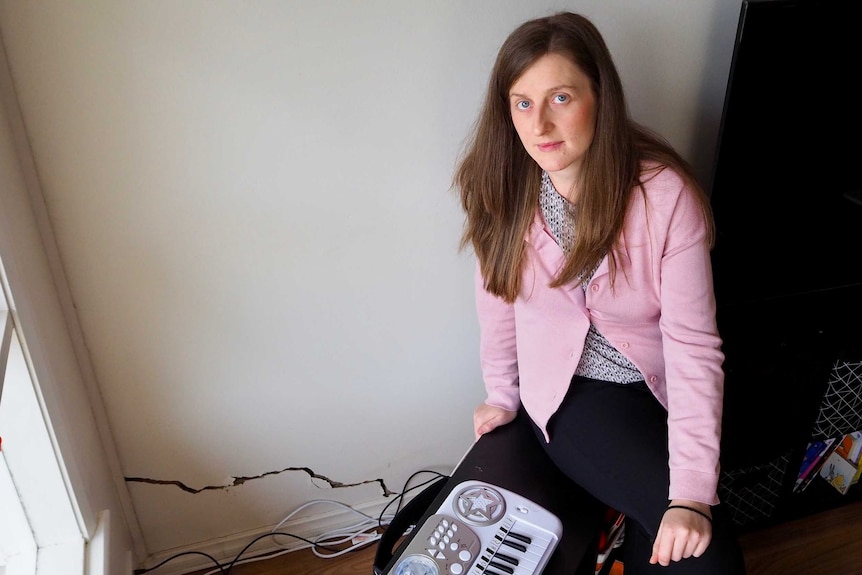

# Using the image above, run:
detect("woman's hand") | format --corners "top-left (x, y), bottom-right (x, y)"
top-left (649, 499), bottom-right (713, 566)
top-left (473, 404), bottom-right (517, 440)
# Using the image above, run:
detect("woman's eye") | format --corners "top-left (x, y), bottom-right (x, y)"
top-left (516, 100), bottom-right (530, 110)
top-left (553, 94), bottom-right (569, 104)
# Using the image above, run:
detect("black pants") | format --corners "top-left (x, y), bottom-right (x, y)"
top-left (528, 376), bottom-right (747, 574)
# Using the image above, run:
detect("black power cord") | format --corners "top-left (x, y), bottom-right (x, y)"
top-left (133, 469), bottom-right (448, 575)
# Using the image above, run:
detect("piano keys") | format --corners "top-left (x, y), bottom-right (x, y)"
top-left (385, 480), bottom-right (563, 575)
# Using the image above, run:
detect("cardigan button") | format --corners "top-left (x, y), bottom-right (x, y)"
top-left (649, 375), bottom-right (659, 383)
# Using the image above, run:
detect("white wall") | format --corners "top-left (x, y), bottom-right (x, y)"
top-left (0, 0), bottom-right (741, 572)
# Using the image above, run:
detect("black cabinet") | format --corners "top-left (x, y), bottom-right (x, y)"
top-left (709, 0), bottom-right (862, 533)
top-left (716, 287), bottom-right (862, 533)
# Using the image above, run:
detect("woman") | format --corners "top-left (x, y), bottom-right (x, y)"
top-left (454, 11), bottom-right (746, 574)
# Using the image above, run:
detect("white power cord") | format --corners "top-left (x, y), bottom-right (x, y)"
top-left (197, 471), bottom-right (445, 575)
top-left (200, 498), bottom-right (395, 575)
top-left (270, 499), bottom-right (396, 558)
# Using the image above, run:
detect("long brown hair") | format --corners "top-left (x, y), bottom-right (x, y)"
top-left (454, 11), bottom-right (714, 302)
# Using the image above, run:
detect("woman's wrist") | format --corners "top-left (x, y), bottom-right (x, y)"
top-left (665, 501), bottom-right (713, 523)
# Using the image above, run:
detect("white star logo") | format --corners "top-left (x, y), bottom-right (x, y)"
top-left (456, 486), bottom-right (504, 524)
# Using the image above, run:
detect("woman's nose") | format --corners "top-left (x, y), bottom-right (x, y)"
top-left (533, 105), bottom-right (551, 135)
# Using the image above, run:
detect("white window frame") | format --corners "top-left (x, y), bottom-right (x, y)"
top-left (0, 279), bottom-right (87, 575)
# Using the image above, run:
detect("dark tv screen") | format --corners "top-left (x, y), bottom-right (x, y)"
top-left (709, 0), bottom-right (862, 309)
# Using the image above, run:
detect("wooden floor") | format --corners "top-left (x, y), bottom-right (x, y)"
top-left (185, 499), bottom-right (862, 575)
top-left (736, 499), bottom-right (862, 575)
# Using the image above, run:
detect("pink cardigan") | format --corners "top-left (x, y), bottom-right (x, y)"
top-left (475, 167), bottom-right (725, 505)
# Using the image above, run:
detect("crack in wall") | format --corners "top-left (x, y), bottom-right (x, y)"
top-left (125, 466), bottom-right (394, 496)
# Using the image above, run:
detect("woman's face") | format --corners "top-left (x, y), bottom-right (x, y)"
top-left (508, 52), bottom-right (596, 199)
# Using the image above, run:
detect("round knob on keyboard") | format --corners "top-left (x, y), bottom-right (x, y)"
top-left (394, 554), bottom-right (439, 575)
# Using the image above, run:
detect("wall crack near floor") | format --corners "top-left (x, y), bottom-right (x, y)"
top-left (125, 466), bottom-right (395, 496)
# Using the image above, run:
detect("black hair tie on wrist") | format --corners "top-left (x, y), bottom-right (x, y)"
top-left (665, 504), bottom-right (713, 524)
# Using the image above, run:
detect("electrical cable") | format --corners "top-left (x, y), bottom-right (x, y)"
top-left (132, 468), bottom-right (448, 575)
top-left (377, 471), bottom-right (446, 526)
top-left (132, 551), bottom-right (226, 575)
top-left (270, 499), bottom-right (391, 559)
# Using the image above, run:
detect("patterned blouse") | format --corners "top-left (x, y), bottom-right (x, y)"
top-left (539, 172), bottom-right (644, 384)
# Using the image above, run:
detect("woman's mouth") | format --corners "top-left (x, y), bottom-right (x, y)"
top-left (538, 141), bottom-right (563, 152)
